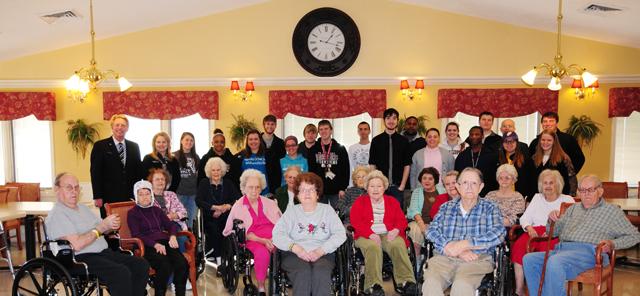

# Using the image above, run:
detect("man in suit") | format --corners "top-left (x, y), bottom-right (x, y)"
top-left (529, 111), bottom-right (585, 173)
top-left (261, 114), bottom-right (286, 195)
top-left (90, 114), bottom-right (142, 217)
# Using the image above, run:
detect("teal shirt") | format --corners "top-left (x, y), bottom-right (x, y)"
top-left (279, 155), bottom-right (308, 185)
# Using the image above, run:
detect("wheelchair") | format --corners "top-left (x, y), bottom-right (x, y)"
top-left (11, 219), bottom-right (118, 296)
top-left (267, 242), bottom-right (350, 296)
top-left (218, 219), bottom-right (258, 295)
top-left (345, 226), bottom-right (420, 295)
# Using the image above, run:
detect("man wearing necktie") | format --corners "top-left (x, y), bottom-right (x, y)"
top-left (90, 114), bottom-right (143, 217)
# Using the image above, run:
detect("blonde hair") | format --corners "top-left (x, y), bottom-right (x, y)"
top-left (364, 170), bottom-right (389, 191)
top-left (204, 157), bottom-right (228, 179)
top-left (537, 169), bottom-right (564, 194)
top-left (109, 114), bottom-right (129, 126)
top-left (351, 165), bottom-right (372, 186)
top-left (284, 165), bottom-right (302, 178)
top-left (150, 132), bottom-right (174, 160)
top-left (496, 164), bottom-right (518, 182)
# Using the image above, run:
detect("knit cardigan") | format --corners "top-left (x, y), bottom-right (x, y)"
top-left (350, 194), bottom-right (408, 246)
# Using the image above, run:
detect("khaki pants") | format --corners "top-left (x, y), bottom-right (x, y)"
top-left (422, 254), bottom-right (494, 296)
top-left (355, 236), bottom-right (416, 289)
top-left (407, 221), bottom-right (425, 246)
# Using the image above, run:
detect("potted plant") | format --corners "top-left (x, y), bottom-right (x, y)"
top-left (396, 114), bottom-right (429, 136)
top-left (564, 115), bottom-right (602, 150)
top-left (228, 114), bottom-right (258, 151)
top-left (66, 119), bottom-right (101, 159)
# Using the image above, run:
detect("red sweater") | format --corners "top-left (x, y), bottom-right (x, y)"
top-left (429, 193), bottom-right (452, 220)
top-left (350, 194), bottom-right (408, 246)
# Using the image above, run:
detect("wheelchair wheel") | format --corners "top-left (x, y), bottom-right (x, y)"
top-left (268, 251), bottom-right (281, 296)
top-left (194, 209), bottom-right (206, 276)
top-left (221, 234), bottom-right (240, 294)
top-left (12, 257), bottom-right (79, 296)
top-left (334, 244), bottom-right (348, 296)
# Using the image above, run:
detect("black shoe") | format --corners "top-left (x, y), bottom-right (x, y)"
top-left (402, 282), bottom-right (418, 295)
top-left (259, 292), bottom-right (266, 296)
top-left (366, 284), bottom-right (385, 296)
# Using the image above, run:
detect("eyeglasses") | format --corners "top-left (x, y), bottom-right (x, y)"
top-left (577, 187), bottom-right (600, 194)
top-left (61, 185), bottom-right (81, 192)
top-left (298, 188), bottom-right (316, 194)
top-left (458, 180), bottom-right (480, 188)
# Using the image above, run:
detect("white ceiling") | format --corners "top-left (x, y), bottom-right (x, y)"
top-left (0, 0), bottom-right (637, 62)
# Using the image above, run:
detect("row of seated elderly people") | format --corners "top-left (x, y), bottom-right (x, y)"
top-left (45, 160), bottom-right (639, 296)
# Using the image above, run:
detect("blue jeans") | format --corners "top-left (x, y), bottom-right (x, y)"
top-left (178, 194), bottom-right (197, 230)
top-left (523, 242), bottom-right (609, 296)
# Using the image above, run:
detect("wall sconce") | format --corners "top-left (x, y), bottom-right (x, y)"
top-left (230, 80), bottom-right (255, 101)
top-left (571, 78), bottom-right (599, 100)
top-left (400, 79), bottom-right (424, 100)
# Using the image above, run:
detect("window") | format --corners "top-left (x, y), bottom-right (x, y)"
top-left (12, 115), bottom-right (54, 187)
top-left (126, 116), bottom-right (161, 157)
top-left (0, 122), bottom-right (7, 184)
top-left (170, 114), bottom-right (211, 157)
top-left (613, 111), bottom-right (640, 185)
top-left (444, 112), bottom-right (539, 145)
top-left (283, 113), bottom-right (372, 148)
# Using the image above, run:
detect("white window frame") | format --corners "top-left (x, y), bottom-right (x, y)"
top-left (441, 112), bottom-right (540, 145)
top-left (126, 116), bottom-right (215, 157)
top-left (281, 113), bottom-right (377, 149)
top-left (611, 112), bottom-right (640, 188)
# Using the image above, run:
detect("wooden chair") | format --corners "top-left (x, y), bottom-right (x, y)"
top-left (105, 201), bottom-right (198, 296)
top-left (601, 182), bottom-right (628, 199)
top-left (526, 202), bottom-right (616, 296)
top-left (0, 186), bottom-right (22, 250)
top-left (5, 182), bottom-right (43, 245)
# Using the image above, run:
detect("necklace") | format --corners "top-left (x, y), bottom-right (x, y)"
top-left (471, 147), bottom-right (482, 168)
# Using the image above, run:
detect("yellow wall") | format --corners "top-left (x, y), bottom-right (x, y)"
top-left (1, 0), bottom-right (639, 183)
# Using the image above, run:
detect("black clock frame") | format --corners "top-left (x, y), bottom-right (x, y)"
top-left (292, 7), bottom-right (361, 77)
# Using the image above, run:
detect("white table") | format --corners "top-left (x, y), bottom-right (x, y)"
top-left (607, 198), bottom-right (640, 211)
top-left (0, 202), bottom-right (54, 260)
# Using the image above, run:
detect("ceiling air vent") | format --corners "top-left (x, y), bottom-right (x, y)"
top-left (40, 10), bottom-right (81, 24)
top-left (582, 4), bottom-right (623, 15)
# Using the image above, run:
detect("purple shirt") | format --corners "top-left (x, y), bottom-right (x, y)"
top-left (128, 205), bottom-right (178, 247)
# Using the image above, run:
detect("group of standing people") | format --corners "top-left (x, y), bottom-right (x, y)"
top-left (43, 107), bottom-right (638, 296)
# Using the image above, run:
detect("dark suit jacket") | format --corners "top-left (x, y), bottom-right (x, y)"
top-left (141, 154), bottom-right (181, 192)
top-left (261, 134), bottom-right (286, 194)
top-left (529, 130), bottom-right (585, 173)
top-left (90, 137), bottom-right (142, 216)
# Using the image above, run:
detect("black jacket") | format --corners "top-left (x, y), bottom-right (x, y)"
top-left (261, 134), bottom-right (286, 194)
top-left (90, 137), bottom-right (142, 217)
top-left (141, 154), bottom-right (181, 192)
top-left (195, 178), bottom-right (241, 226)
top-left (498, 147), bottom-right (537, 201)
top-left (532, 155), bottom-right (576, 196)
top-left (454, 145), bottom-right (499, 196)
top-left (529, 130), bottom-right (585, 173)
top-left (308, 139), bottom-right (350, 195)
top-left (198, 147), bottom-right (241, 189)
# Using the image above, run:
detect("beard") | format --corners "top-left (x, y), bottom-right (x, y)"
top-left (403, 129), bottom-right (417, 137)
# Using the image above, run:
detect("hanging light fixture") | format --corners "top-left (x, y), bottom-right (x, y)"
top-left (65, 0), bottom-right (131, 103)
top-left (521, 0), bottom-right (597, 91)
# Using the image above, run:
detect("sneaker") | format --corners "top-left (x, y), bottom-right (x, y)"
top-left (186, 281), bottom-right (192, 290)
top-left (402, 282), bottom-right (418, 295)
top-left (365, 284), bottom-right (385, 296)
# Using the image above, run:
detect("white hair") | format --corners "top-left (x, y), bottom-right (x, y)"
top-left (239, 169), bottom-right (267, 194)
top-left (204, 157), bottom-right (228, 179)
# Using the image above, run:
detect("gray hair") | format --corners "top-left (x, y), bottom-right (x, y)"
top-left (578, 174), bottom-right (602, 188)
top-left (537, 169), bottom-right (564, 194)
top-left (204, 157), bottom-right (228, 179)
top-left (496, 164), bottom-right (518, 182)
top-left (284, 165), bottom-right (302, 178)
top-left (239, 169), bottom-right (267, 194)
top-left (364, 170), bottom-right (389, 191)
top-left (459, 167), bottom-right (483, 183)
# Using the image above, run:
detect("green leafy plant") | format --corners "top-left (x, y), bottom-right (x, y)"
top-left (564, 115), bottom-right (602, 150)
top-left (228, 114), bottom-right (258, 151)
top-left (66, 119), bottom-right (101, 159)
top-left (396, 114), bottom-right (429, 136)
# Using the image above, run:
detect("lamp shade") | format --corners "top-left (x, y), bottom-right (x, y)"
top-left (245, 81), bottom-right (255, 92)
top-left (415, 80), bottom-right (425, 89)
top-left (590, 80), bottom-right (599, 89)
top-left (571, 78), bottom-right (583, 89)
top-left (581, 71), bottom-right (598, 87)
top-left (118, 77), bottom-right (132, 92)
top-left (547, 77), bottom-right (562, 91)
top-left (230, 80), bottom-right (240, 91)
top-left (400, 80), bottom-right (410, 90)
top-left (521, 68), bottom-right (538, 86)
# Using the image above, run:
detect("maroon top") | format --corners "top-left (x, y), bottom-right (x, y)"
top-left (127, 205), bottom-right (177, 247)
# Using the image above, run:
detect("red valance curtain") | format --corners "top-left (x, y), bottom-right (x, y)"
top-left (609, 87), bottom-right (640, 118)
top-left (269, 89), bottom-right (387, 118)
top-left (437, 88), bottom-right (558, 118)
top-left (103, 91), bottom-right (219, 120)
top-left (0, 92), bottom-right (56, 120)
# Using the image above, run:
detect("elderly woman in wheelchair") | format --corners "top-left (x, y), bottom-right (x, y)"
top-left (272, 172), bottom-right (347, 296)
top-left (12, 172), bottom-right (149, 296)
top-left (221, 169), bottom-right (281, 295)
top-left (422, 168), bottom-right (506, 296)
top-left (350, 170), bottom-right (418, 296)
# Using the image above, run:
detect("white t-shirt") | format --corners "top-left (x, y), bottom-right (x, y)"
top-left (520, 193), bottom-right (575, 228)
top-left (348, 142), bottom-right (371, 185)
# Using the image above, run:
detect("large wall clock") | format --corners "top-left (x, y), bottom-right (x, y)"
top-left (292, 7), bottom-right (361, 77)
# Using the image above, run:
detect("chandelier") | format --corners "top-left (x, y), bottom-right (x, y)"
top-left (521, 0), bottom-right (597, 91)
top-left (65, 0), bottom-right (131, 102)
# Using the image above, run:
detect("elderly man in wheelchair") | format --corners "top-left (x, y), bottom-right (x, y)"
top-left (12, 172), bottom-right (149, 296)
top-left (422, 168), bottom-right (506, 296)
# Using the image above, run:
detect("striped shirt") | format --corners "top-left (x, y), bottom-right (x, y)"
top-left (550, 198), bottom-right (640, 250)
top-left (427, 198), bottom-right (505, 255)
top-left (371, 200), bottom-right (387, 234)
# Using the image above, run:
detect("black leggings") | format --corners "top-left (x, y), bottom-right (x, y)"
top-left (144, 241), bottom-right (189, 296)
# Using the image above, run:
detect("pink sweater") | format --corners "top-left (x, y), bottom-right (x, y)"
top-left (222, 195), bottom-right (282, 236)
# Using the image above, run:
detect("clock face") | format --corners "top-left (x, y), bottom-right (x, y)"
top-left (307, 23), bottom-right (345, 62)
top-left (292, 8), bottom-right (360, 77)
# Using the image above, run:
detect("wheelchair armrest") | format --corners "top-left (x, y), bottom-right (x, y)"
top-left (508, 225), bottom-right (523, 243)
top-left (233, 219), bottom-right (244, 227)
top-left (119, 238), bottom-right (145, 257)
top-left (346, 225), bottom-right (355, 233)
top-left (526, 236), bottom-right (556, 253)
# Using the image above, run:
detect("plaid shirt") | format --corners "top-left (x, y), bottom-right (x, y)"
top-left (550, 198), bottom-right (640, 250)
top-left (427, 198), bottom-right (505, 255)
